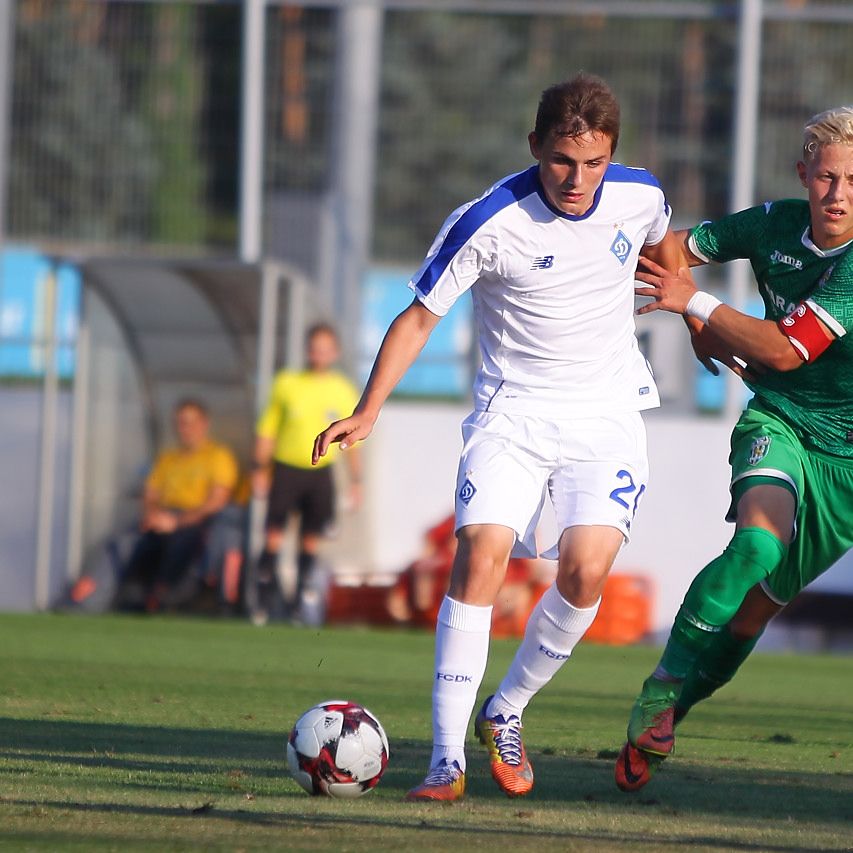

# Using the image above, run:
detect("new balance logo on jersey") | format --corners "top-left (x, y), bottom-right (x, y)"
top-left (530, 255), bottom-right (554, 270)
top-left (770, 250), bottom-right (803, 270)
top-left (610, 231), bottom-right (632, 265)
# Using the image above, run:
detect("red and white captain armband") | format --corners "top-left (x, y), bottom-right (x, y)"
top-left (778, 300), bottom-right (838, 363)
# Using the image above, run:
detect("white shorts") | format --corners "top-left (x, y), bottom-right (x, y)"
top-left (454, 410), bottom-right (649, 559)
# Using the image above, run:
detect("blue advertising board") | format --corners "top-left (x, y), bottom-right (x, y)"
top-left (0, 248), bottom-right (80, 379)
top-left (361, 267), bottom-right (473, 398)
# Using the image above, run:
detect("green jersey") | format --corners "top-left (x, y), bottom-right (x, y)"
top-left (690, 200), bottom-right (853, 458)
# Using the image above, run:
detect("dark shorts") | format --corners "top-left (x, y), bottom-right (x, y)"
top-left (266, 461), bottom-right (335, 535)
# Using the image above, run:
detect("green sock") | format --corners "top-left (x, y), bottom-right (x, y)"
top-left (676, 626), bottom-right (763, 715)
top-left (657, 527), bottom-right (784, 680)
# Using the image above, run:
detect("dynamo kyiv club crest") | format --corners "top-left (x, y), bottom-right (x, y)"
top-left (748, 435), bottom-right (771, 466)
top-left (610, 230), bottom-right (632, 265)
top-left (458, 478), bottom-right (477, 506)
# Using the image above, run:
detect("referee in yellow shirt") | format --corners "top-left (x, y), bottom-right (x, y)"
top-left (252, 323), bottom-right (362, 623)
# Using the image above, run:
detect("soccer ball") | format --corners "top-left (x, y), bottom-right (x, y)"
top-left (286, 699), bottom-right (390, 798)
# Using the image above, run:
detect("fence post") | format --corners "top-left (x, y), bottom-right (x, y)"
top-left (725, 0), bottom-right (763, 420)
top-left (34, 266), bottom-right (59, 610)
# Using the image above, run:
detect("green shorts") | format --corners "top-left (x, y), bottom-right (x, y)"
top-left (728, 401), bottom-right (853, 604)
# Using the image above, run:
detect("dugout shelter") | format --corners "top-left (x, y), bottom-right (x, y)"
top-left (33, 255), bottom-right (326, 610)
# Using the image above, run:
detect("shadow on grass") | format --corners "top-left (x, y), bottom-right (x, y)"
top-left (0, 798), bottom-right (839, 853)
top-left (0, 715), bottom-right (285, 779)
top-left (1, 717), bottom-right (850, 832)
top-left (519, 748), bottom-right (853, 825)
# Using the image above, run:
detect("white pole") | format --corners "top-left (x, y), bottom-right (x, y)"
top-left (66, 297), bottom-right (90, 583)
top-left (255, 262), bottom-right (279, 416)
top-left (34, 267), bottom-right (59, 611)
top-left (0, 0), bottom-right (15, 248)
top-left (239, 0), bottom-right (266, 263)
top-left (331, 1), bottom-right (383, 369)
top-left (724, 0), bottom-right (763, 420)
top-left (247, 262), bottom-right (280, 607)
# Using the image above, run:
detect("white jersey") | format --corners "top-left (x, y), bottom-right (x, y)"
top-left (409, 163), bottom-right (671, 417)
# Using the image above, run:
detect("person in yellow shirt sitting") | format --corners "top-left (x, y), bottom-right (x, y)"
top-left (252, 323), bottom-right (362, 623)
top-left (119, 398), bottom-right (239, 611)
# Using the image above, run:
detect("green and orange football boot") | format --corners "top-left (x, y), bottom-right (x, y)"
top-left (626, 676), bottom-right (679, 756)
top-left (614, 740), bottom-right (666, 792)
top-left (615, 675), bottom-right (681, 792)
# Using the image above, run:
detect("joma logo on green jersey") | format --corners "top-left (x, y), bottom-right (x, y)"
top-left (762, 283), bottom-right (796, 315)
top-left (770, 249), bottom-right (803, 270)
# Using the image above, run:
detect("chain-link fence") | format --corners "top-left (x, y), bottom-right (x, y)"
top-left (5, 1), bottom-right (853, 260)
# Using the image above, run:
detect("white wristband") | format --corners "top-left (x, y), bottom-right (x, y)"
top-left (686, 291), bottom-right (723, 324)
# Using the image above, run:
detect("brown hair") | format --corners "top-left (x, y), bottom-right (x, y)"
top-left (533, 73), bottom-right (620, 153)
top-left (305, 322), bottom-right (339, 345)
top-left (174, 397), bottom-right (209, 418)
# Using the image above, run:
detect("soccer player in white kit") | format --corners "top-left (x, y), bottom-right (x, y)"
top-left (313, 73), bottom-right (684, 801)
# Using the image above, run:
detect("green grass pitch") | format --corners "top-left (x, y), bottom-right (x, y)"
top-left (0, 613), bottom-right (851, 851)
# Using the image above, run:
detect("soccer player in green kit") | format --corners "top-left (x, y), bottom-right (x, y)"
top-left (614, 105), bottom-right (853, 792)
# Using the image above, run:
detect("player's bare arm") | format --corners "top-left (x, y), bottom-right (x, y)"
top-left (675, 228), bottom-right (707, 267)
top-left (635, 255), bottom-right (835, 371)
top-left (312, 299), bottom-right (441, 464)
top-left (638, 227), bottom-right (685, 273)
top-left (663, 228), bottom-right (755, 376)
top-left (640, 230), bottom-right (736, 375)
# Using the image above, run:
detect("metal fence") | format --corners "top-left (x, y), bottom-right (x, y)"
top-left (5, 1), bottom-right (853, 259)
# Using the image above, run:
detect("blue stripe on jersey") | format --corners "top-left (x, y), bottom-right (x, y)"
top-left (604, 162), bottom-right (671, 217)
top-left (414, 162), bottom-right (668, 297)
top-left (414, 167), bottom-right (539, 297)
top-left (604, 162), bottom-right (661, 188)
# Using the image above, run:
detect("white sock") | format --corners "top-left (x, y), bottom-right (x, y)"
top-left (429, 596), bottom-right (492, 773)
top-left (487, 584), bottom-right (600, 720)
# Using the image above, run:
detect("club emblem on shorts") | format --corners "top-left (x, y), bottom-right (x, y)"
top-left (458, 478), bottom-right (477, 506)
top-left (610, 230), bottom-right (632, 265)
top-left (748, 435), bottom-right (771, 466)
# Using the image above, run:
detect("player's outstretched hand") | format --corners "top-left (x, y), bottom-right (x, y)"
top-left (635, 256), bottom-right (697, 316)
top-left (312, 413), bottom-right (375, 465)
top-left (687, 320), bottom-right (758, 380)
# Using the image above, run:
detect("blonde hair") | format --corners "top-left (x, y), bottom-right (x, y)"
top-left (802, 105), bottom-right (853, 160)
